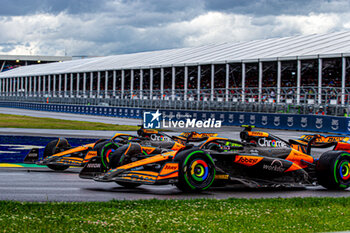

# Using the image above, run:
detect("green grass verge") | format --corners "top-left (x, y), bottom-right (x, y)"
top-left (1, 198), bottom-right (350, 232)
top-left (0, 113), bottom-right (139, 131)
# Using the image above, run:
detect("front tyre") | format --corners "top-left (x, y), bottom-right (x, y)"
top-left (316, 151), bottom-right (350, 190)
top-left (96, 141), bottom-right (120, 170)
top-left (43, 139), bottom-right (70, 171)
top-left (175, 149), bottom-right (215, 192)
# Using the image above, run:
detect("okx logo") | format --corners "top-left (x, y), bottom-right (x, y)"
top-left (143, 110), bottom-right (162, 129)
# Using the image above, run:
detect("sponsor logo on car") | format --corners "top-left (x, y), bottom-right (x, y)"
top-left (87, 163), bottom-right (101, 169)
top-left (27, 152), bottom-right (38, 158)
top-left (258, 138), bottom-right (287, 147)
top-left (160, 163), bottom-right (178, 175)
top-left (263, 160), bottom-right (285, 172)
top-left (215, 174), bottom-right (229, 179)
top-left (85, 151), bottom-right (97, 160)
top-left (235, 156), bottom-right (262, 166)
top-left (326, 137), bottom-right (345, 142)
top-left (163, 164), bottom-right (178, 171)
top-left (301, 135), bottom-right (345, 143)
top-left (248, 131), bottom-right (269, 137)
top-left (150, 134), bottom-right (172, 142)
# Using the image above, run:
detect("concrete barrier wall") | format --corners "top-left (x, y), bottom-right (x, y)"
top-left (1, 101), bottom-right (349, 134)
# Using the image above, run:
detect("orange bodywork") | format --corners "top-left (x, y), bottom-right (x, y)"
top-left (247, 131), bottom-right (269, 138)
top-left (106, 152), bottom-right (178, 182)
top-left (83, 151), bottom-right (98, 163)
top-left (171, 142), bottom-right (186, 151)
top-left (49, 143), bottom-right (95, 158)
top-left (142, 146), bottom-right (158, 154)
top-left (116, 151), bottom-right (176, 171)
top-left (234, 155), bottom-right (264, 166)
top-left (284, 163), bottom-right (303, 172)
top-left (300, 135), bottom-right (345, 143)
top-left (142, 129), bottom-right (159, 134)
top-left (157, 172), bottom-right (179, 180)
top-left (159, 163), bottom-right (179, 176)
top-left (111, 133), bottom-right (137, 140)
top-left (180, 132), bottom-right (218, 138)
top-left (334, 142), bottom-right (350, 152)
top-left (290, 143), bottom-right (307, 154)
top-left (285, 149), bottom-right (314, 169)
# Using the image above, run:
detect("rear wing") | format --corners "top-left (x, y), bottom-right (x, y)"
top-left (290, 135), bottom-right (338, 155)
top-left (179, 132), bottom-right (218, 139)
top-left (299, 134), bottom-right (346, 143)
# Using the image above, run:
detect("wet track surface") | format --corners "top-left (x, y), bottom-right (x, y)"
top-left (1, 167), bottom-right (350, 202)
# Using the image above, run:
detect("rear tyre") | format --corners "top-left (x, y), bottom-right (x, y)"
top-left (316, 151), bottom-right (350, 190)
top-left (175, 149), bottom-right (216, 192)
top-left (43, 139), bottom-right (70, 171)
top-left (115, 181), bottom-right (141, 188)
top-left (96, 141), bottom-right (120, 170)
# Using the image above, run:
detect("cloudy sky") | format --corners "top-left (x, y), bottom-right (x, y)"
top-left (0, 0), bottom-right (349, 56)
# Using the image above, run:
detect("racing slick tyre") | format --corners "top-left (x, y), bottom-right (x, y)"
top-left (316, 151), bottom-right (350, 190)
top-left (96, 141), bottom-right (120, 170)
top-left (174, 149), bottom-right (216, 192)
top-left (43, 139), bottom-right (70, 171)
top-left (115, 181), bottom-right (141, 188)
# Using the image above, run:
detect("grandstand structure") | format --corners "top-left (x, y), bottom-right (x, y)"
top-left (0, 31), bottom-right (350, 116)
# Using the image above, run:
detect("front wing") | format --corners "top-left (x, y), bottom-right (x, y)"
top-left (79, 154), bottom-right (179, 185)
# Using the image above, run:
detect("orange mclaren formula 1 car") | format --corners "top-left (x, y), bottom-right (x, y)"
top-left (23, 128), bottom-right (217, 171)
top-left (288, 134), bottom-right (350, 154)
top-left (79, 135), bottom-right (350, 191)
top-left (239, 125), bottom-right (350, 154)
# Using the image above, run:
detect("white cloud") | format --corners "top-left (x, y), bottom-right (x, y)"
top-left (275, 13), bottom-right (341, 35)
top-left (165, 11), bottom-right (350, 47)
top-left (0, 6), bottom-right (349, 56)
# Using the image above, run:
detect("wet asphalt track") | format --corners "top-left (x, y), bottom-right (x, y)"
top-left (1, 167), bottom-right (350, 202)
top-left (0, 108), bottom-right (349, 201)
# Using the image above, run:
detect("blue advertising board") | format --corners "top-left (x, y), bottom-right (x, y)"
top-left (0, 101), bottom-right (349, 134)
